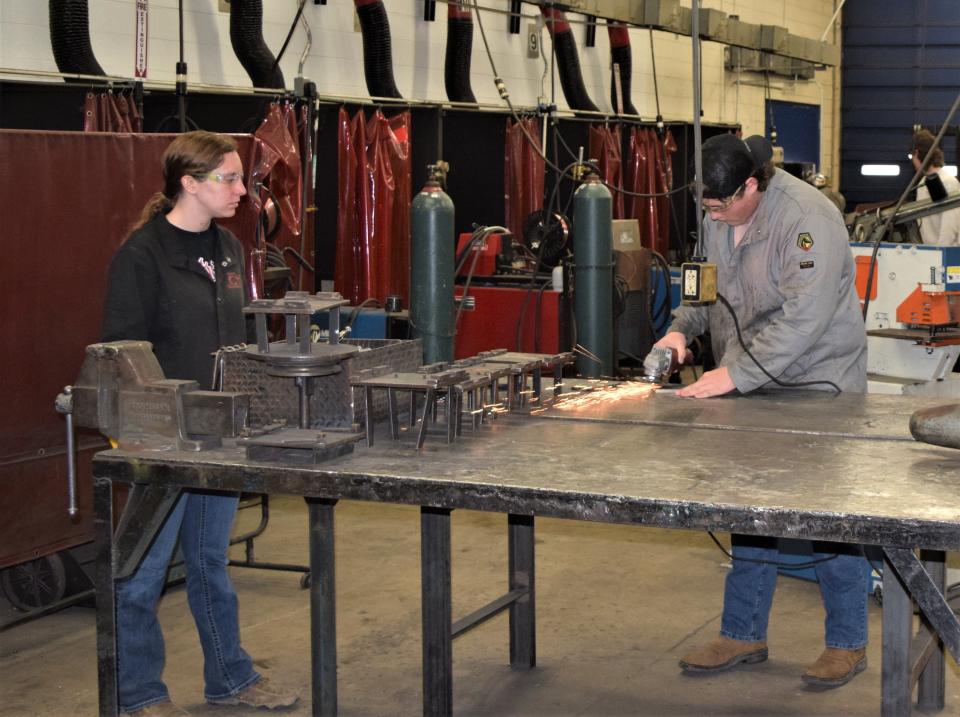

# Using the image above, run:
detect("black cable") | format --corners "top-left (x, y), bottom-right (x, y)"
top-left (282, 246), bottom-right (314, 273)
top-left (552, 117), bottom-right (688, 199)
top-left (650, 250), bottom-right (672, 332)
top-left (271, 0), bottom-right (308, 73)
top-left (716, 292), bottom-right (842, 394)
top-left (472, 0), bottom-right (683, 201)
top-left (707, 532), bottom-right (839, 569)
top-left (346, 298), bottom-right (382, 331)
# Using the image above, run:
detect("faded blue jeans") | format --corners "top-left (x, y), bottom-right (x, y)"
top-left (117, 491), bottom-right (260, 713)
top-left (720, 534), bottom-right (869, 650)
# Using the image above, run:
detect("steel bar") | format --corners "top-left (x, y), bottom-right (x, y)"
top-left (307, 498), bottom-right (338, 717)
top-left (885, 548), bottom-right (960, 662)
top-left (451, 589), bottom-right (526, 639)
top-left (388, 388), bottom-right (400, 440)
top-left (113, 484), bottom-right (182, 579)
top-left (508, 514), bottom-right (536, 668)
top-left (364, 387), bottom-right (375, 447)
top-left (417, 389), bottom-right (435, 450)
top-left (882, 552), bottom-right (916, 717)
top-left (421, 507), bottom-right (453, 717)
top-left (917, 550), bottom-right (946, 711)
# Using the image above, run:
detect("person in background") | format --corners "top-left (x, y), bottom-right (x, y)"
top-left (102, 131), bottom-right (298, 717)
top-left (654, 133), bottom-right (869, 690)
top-left (911, 128), bottom-right (960, 246)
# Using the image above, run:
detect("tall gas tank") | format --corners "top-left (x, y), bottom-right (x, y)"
top-left (572, 172), bottom-right (614, 377)
top-left (410, 168), bottom-right (455, 364)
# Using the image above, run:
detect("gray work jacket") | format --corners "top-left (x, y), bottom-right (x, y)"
top-left (668, 169), bottom-right (867, 393)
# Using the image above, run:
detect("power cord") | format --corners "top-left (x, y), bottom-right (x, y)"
top-left (707, 532), bottom-right (839, 569)
top-left (716, 292), bottom-right (842, 394)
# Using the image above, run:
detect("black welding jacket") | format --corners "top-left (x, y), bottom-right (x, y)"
top-left (101, 213), bottom-right (248, 389)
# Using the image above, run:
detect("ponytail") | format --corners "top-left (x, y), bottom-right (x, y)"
top-left (130, 192), bottom-right (174, 233)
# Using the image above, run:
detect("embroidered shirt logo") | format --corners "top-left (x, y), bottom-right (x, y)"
top-left (198, 257), bottom-right (217, 282)
top-left (226, 272), bottom-right (242, 289)
top-left (797, 233), bottom-right (814, 251)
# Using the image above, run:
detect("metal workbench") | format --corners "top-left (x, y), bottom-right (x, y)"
top-left (91, 391), bottom-right (960, 716)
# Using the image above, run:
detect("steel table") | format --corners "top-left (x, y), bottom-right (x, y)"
top-left (91, 392), bottom-right (960, 716)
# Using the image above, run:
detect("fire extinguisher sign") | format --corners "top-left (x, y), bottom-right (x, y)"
top-left (135, 0), bottom-right (149, 78)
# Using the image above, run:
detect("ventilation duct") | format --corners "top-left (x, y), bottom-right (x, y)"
top-left (607, 22), bottom-right (637, 115)
top-left (48, 0), bottom-right (106, 78)
top-left (354, 0), bottom-right (402, 99)
top-left (540, 6), bottom-right (599, 113)
top-left (445, 4), bottom-right (477, 103)
top-left (230, 0), bottom-right (286, 89)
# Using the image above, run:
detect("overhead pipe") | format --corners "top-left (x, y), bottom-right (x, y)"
top-left (540, 6), bottom-right (599, 113)
top-left (607, 22), bottom-right (637, 115)
top-left (445, 3), bottom-right (477, 103)
top-left (354, 0), bottom-right (403, 99)
top-left (229, 0), bottom-right (286, 89)
top-left (48, 0), bottom-right (106, 78)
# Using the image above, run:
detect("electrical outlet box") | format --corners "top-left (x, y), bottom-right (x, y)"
top-left (218, 0), bottom-right (230, 12)
top-left (681, 261), bottom-right (717, 305)
top-left (527, 23), bottom-right (540, 59)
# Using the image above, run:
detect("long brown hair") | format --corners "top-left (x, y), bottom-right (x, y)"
top-left (131, 131), bottom-right (238, 232)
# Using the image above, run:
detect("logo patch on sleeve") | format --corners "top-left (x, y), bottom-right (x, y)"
top-left (797, 233), bottom-right (814, 251)
top-left (799, 260), bottom-right (815, 269)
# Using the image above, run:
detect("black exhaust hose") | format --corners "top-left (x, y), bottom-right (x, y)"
top-left (230, 0), bottom-right (285, 89)
top-left (355, 0), bottom-right (402, 99)
top-left (49, 0), bottom-right (106, 78)
top-left (541, 8), bottom-right (598, 113)
top-left (445, 8), bottom-right (477, 103)
top-left (610, 46), bottom-right (637, 115)
top-left (553, 30), bottom-right (599, 112)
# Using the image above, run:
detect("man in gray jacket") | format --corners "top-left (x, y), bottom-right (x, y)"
top-left (656, 134), bottom-right (870, 688)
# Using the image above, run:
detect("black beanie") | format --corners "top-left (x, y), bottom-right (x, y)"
top-left (694, 134), bottom-right (774, 198)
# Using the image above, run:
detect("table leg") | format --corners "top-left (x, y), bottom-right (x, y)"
top-left (882, 551), bottom-right (913, 717)
top-left (918, 549), bottom-right (946, 712)
top-left (421, 507), bottom-right (452, 717)
top-left (94, 476), bottom-right (118, 717)
top-left (508, 514), bottom-right (536, 668)
top-left (306, 498), bottom-right (339, 717)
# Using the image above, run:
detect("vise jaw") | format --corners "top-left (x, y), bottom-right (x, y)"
top-left (63, 340), bottom-right (249, 451)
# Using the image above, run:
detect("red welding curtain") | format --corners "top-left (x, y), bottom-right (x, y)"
top-left (588, 124), bottom-right (624, 219)
top-left (625, 127), bottom-right (677, 257)
top-left (336, 108), bottom-right (412, 305)
top-left (504, 118), bottom-right (546, 241)
top-left (83, 91), bottom-right (142, 132)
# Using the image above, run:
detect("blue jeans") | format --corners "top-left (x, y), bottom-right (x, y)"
top-left (720, 534), bottom-right (869, 650)
top-left (117, 491), bottom-right (259, 713)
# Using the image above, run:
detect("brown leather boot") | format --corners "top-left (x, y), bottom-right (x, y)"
top-left (125, 701), bottom-right (191, 716)
top-left (679, 635), bottom-right (768, 673)
top-left (802, 647), bottom-right (866, 688)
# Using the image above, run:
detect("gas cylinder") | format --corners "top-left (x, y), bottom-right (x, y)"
top-left (572, 172), bottom-right (614, 377)
top-left (410, 167), bottom-right (455, 364)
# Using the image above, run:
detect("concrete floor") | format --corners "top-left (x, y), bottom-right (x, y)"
top-left (3, 496), bottom-right (959, 716)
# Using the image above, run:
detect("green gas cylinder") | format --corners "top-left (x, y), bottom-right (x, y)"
top-left (410, 170), bottom-right (455, 364)
top-left (572, 172), bottom-right (614, 377)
